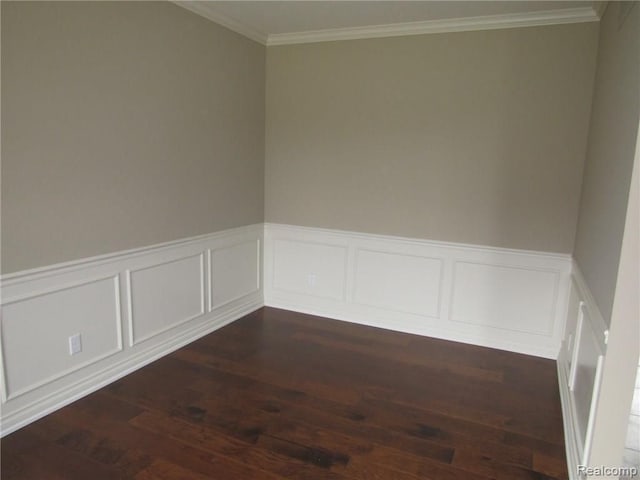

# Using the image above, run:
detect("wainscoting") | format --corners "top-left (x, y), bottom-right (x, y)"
top-left (2, 222), bottom-right (580, 438)
top-left (557, 262), bottom-right (609, 480)
top-left (264, 223), bottom-right (572, 359)
top-left (0, 224), bottom-right (263, 436)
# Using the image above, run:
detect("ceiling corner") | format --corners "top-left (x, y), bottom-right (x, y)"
top-left (172, 1), bottom-right (268, 45)
top-left (593, 1), bottom-right (609, 18)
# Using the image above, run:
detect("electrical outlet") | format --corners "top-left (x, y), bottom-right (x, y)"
top-left (307, 273), bottom-right (317, 288)
top-left (68, 333), bottom-right (82, 355)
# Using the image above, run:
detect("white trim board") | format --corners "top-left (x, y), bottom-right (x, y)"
top-left (171, 3), bottom-right (599, 46)
top-left (0, 224), bottom-right (264, 436)
top-left (557, 261), bottom-right (609, 478)
top-left (267, 8), bottom-right (600, 46)
top-left (1, 224), bottom-right (263, 285)
top-left (263, 223), bottom-right (572, 359)
top-left (558, 353), bottom-right (581, 480)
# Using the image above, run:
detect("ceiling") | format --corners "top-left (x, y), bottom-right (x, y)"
top-left (174, 1), bottom-right (602, 45)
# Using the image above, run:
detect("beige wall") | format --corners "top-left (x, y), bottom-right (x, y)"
top-left (1, 1), bottom-right (265, 273)
top-left (265, 23), bottom-right (598, 253)
top-left (588, 122), bottom-right (639, 479)
top-left (573, 2), bottom-right (640, 325)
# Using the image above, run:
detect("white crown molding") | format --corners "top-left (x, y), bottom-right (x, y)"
top-left (593, 1), bottom-right (609, 19)
top-left (174, 3), bottom-right (599, 47)
top-left (267, 7), bottom-right (600, 46)
top-left (172, 1), bottom-right (268, 45)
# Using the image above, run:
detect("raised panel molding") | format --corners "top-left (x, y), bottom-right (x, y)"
top-left (264, 223), bottom-right (572, 359)
top-left (210, 240), bottom-right (260, 310)
top-left (0, 224), bottom-right (263, 437)
top-left (353, 249), bottom-right (443, 317)
top-left (1, 276), bottom-right (122, 401)
top-left (128, 254), bottom-right (206, 346)
top-left (450, 261), bottom-right (559, 336)
top-left (557, 262), bottom-right (609, 479)
top-left (272, 239), bottom-right (348, 300)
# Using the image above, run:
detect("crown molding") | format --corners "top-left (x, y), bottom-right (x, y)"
top-left (172, 1), bottom-right (268, 45)
top-left (267, 7), bottom-right (600, 46)
top-left (593, 1), bottom-right (609, 18)
top-left (172, 3), bottom-right (599, 47)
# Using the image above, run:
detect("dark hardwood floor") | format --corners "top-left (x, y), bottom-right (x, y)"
top-left (1, 307), bottom-right (568, 479)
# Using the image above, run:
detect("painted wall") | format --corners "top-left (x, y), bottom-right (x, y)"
top-left (588, 121), bottom-right (639, 479)
top-left (1, 1), bottom-right (266, 273)
top-left (573, 2), bottom-right (640, 326)
top-left (265, 23), bottom-right (598, 253)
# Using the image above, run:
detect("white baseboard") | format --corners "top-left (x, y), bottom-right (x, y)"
top-left (558, 348), bottom-right (581, 480)
top-left (264, 223), bottom-right (572, 359)
top-left (557, 261), bottom-right (609, 475)
top-left (0, 224), bottom-right (263, 436)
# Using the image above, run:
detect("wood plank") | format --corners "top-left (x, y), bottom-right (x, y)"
top-left (1, 307), bottom-right (568, 480)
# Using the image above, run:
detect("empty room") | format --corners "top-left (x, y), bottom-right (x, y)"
top-left (1, 1), bottom-right (638, 479)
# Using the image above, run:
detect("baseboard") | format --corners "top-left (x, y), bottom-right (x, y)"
top-left (264, 223), bottom-right (572, 359)
top-left (0, 224), bottom-right (264, 436)
top-left (558, 348), bottom-right (581, 480)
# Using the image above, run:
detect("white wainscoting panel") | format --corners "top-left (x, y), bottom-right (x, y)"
top-left (128, 254), bottom-right (205, 346)
top-left (1, 276), bottom-right (122, 401)
top-left (563, 281), bottom-right (582, 379)
top-left (272, 239), bottom-right (348, 300)
top-left (0, 224), bottom-right (263, 436)
top-left (264, 223), bottom-right (572, 359)
top-left (210, 240), bottom-right (260, 310)
top-left (353, 249), bottom-right (442, 317)
top-left (557, 262), bottom-right (609, 479)
top-left (450, 262), bottom-right (558, 335)
top-left (571, 304), bottom-right (603, 456)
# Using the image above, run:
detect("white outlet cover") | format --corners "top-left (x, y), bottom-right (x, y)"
top-left (68, 333), bottom-right (82, 355)
top-left (307, 273), bottom-right (317, 287)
